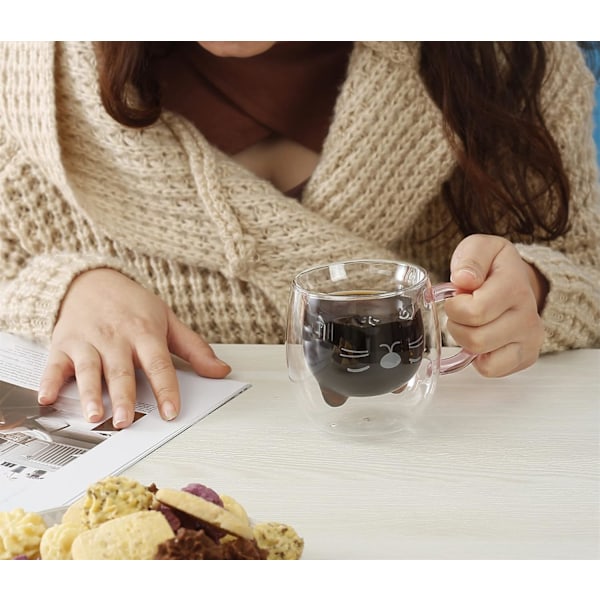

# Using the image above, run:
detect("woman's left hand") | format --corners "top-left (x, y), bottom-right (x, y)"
top-left (445, 234), bottom-right (547, 377)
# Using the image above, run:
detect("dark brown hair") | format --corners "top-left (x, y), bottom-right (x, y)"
top-left (95, 41), bottom-right (571, 240)
top-left (94, 42), bottom-right (163, 127)
top-left (419, 42), bottom-right (569, 241)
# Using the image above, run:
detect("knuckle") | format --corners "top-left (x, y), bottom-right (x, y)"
top-left (75, 359), bottom-right (100, 375)
top-left (41, 359), bottom-right (64, 377)
top-left (77, 385), bottom-right (101, 400)
top-left (146, 355), bottom-right (173, 375)
top-left (111, 397), bottom-right (133, 408)
top-left (128, 316), bottom-right (156, 335)
top-left (463, 257), bottom-right (485, 274)
top-left (105, 365), bottom-right (134, 381)
top-left (152, 384), bottom-right (178, 405)
top-left (95, 322), bottom-right (118, 340)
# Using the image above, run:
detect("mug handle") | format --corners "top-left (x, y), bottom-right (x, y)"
top-left (430, 282), bottom-right (477, 375)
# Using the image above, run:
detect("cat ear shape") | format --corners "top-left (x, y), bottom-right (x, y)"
top-left (320, 387), bottom-right (348, 407)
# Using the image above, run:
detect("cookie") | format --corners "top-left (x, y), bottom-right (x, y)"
top-left (40, 522), bottom-right (82, 560)
top-left (253, 521), bottom-right (304, 560)
top-left (71, 510), bottom-right (174, 560)
top-left (155, 488), bottom-right (254, 540)
top-left (82, 475), bottom-right (155, 529)
top-left (220, 494), bottom-right (251, 527)
top-left (60, 497), bottom-right (86, 528)
top-left (0, 508), bottom-right (47, 560)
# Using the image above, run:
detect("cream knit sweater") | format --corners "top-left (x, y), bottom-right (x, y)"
top-left (0, 42), bottom-right (599, 352)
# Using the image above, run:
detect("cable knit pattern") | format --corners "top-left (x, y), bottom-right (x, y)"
top-left (0, 41), bottom-right (598, 352)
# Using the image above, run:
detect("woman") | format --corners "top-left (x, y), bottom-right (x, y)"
top-left (0, 41), bottom-right (598, 428)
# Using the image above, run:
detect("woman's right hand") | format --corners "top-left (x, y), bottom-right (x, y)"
top-left (37, 268), bottom-right (231, 428)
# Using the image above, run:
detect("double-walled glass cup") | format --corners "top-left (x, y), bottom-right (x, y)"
top-left (286, 259), bottom-right (475, 436)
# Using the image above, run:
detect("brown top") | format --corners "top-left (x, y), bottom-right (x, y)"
top-left (153, 41), bottom-right (353, 156)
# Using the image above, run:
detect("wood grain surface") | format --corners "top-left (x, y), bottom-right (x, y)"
top-left (125, 346), bottom-right (600, 559)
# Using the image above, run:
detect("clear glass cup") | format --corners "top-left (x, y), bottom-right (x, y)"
top-left (286, 259), bottom-right (476, 436)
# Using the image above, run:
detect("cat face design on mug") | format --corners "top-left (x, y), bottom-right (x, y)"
top-left (304, 301), bottom-right (425, 401)
top-left (335, 325), bottom-right (424, 374)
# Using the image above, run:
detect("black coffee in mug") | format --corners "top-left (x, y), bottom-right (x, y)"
top-left (303, 292), bottom-right (425, 401)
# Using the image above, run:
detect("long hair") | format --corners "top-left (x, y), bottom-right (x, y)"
top-left (419, 42), bottom-right (570, 241)
top-left (95, 41), bottom-right (572, 240)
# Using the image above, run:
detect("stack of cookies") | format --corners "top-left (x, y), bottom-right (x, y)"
top-left (0, 476), bottom-right (304, 560)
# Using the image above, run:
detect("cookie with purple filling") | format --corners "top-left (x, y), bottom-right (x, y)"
top-left (155, 488), bottom-right (254, 540)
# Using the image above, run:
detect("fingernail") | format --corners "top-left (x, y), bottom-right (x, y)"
top-left (113, 407), bottom-right (129, 428)
top-left (162, 401), bottom-right (177, 421)
top-left (86, 404), bottom-right (101, 422)
top-left (451, 267), bottom-right (478, 283)
top-left (215, 359), bottom-right (229, 368)
top-left (37, 391), bottom-right (49, 405)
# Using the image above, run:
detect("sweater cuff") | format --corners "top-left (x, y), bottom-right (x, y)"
top-left (515, 243), bottom-right (600, 352)
top-left (0, 253), bottom-right (152, 344)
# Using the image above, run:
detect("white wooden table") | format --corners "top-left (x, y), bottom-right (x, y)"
top-left (124, 345), bottom-right (600, 559)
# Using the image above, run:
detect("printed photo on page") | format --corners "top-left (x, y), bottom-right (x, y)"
top-left (0, 332), bottom-right (250, 513)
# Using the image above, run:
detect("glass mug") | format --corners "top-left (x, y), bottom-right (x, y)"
top-left (286, 259), bottom-right (476, 436)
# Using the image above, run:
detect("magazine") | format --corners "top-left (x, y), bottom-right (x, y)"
top-left (0, 332), bottom-right (250, 512)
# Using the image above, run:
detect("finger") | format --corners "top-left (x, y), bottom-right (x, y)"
top-left (445, 268), bottom-right (520, 327)
top-left (447, 306), bottom-right (543, 356)
top-left (167, 312), bottom-right (231, 379)
top-left (450, 234), bottom-right (507, 292)
top-left (101, 344), bottom-right (137, 429)
top-left (70, 344), bottom-right (105, 423)
top-left (134, 335), bottom-right (180, 422)
top-left (445, 267), bottom-right (535, 328)
top-left (38, 348), bottom-right (75, 406)
top-left (472, 341), bottom-right (540, 378)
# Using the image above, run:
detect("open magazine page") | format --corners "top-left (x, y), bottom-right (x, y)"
top-left (0, 332), bottom-right (250, 512)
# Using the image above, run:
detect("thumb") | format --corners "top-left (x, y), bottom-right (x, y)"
top-left (166, 311), bottom-right (231, 379)
top-left (450, 234), bottom-right (505, 292)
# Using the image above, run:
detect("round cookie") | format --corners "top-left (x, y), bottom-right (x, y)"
top-left (71, 510), bottom-right (174, 560)
top-left (61, 497), bottom-right (86, 528)
top-left (40, 522), bottom-right (82, 560)
top-left (220, 494), bottom-right (251, 527)
top-left (82, 475), bottom-right (155, 529)
top-left (155, 488), bottom-right (254, 540)
top-left (253, 521), bottom-right (304, 560)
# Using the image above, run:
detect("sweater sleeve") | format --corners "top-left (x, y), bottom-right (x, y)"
top-left (0, 254), bottom-right (152, 346)
top-left (0, 170), bottom-right (152, 346)
top-left (515, 42), bottom-right (600, 352)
